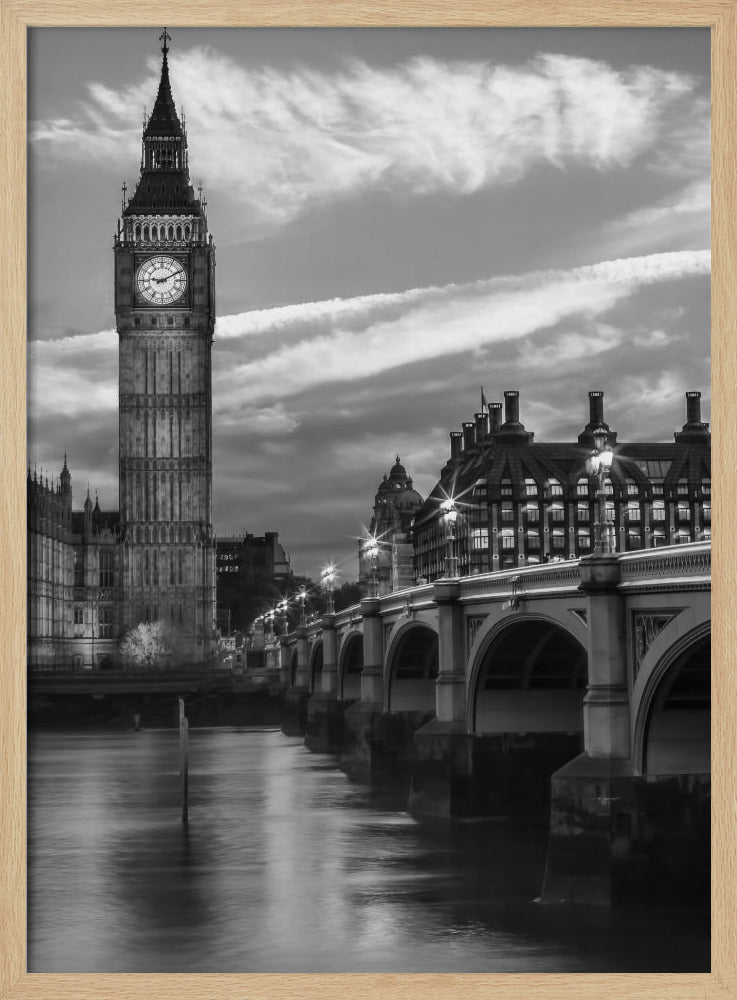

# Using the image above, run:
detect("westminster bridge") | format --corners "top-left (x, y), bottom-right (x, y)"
top-left (268, 542), bottom-right (710, 905)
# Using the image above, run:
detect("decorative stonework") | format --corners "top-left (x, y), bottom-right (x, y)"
top-left (569, 608), bottom-right (588, 628)
top-left (466, 616), bottom-right (485, 656)
top-left (633, 611), bottom-right (681, 678)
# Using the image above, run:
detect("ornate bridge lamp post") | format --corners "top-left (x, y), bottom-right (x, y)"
top-left (321, 564), bottom-right (336, 615)
top-left (363, 536), bottom-right (380, 597)
top-left (298, 588), bottom-right (308, 625)
top-left (440, 498), bottom-right (460, 577)
top-left (278, 598), bottom-right (289, 636)
top-left (585, 430), bottom-right (616, 555)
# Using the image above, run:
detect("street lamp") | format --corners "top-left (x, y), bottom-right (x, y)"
top-left (585, 430), bottom-right (616, 555)
top-left (278, 598), bottom-right (289, 635)
top-left (321, 563), bottom-right (336, 614)
top-left (298, 588), bottom-right (307, 625)
top-left (440, 497), bottom-right (460, 577)
top-left (362, 535), bottom-right (380, 597)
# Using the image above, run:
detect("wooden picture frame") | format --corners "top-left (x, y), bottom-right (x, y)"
top-left (1, 3), bottom-right (733, 998)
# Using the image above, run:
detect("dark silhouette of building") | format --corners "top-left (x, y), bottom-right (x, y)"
top-left (358, 456), bottom-right (424, 594)
top-left (216, 533), bottom-right (293, 634)
top-left (412, 390), bottom-right (710, 580)
top-left (27, 460), bottom-right (122, 670)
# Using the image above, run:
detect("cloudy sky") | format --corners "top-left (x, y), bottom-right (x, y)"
top-left (27, 28), bottom-right (710, 580)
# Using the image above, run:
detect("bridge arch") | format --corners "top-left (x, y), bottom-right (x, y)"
top-left (339, 631), bottom-right (363, 701)
top-left (633, 622), bottom-right (710, 776)
top-left (385, 621), bottom-right (438, 714)
top-left (468, 613), bottom-right (587, 736)
top-left (309, 640), bottom-right (324, 694)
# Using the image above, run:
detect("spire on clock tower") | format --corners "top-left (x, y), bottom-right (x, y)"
top-left (123, 28), bottom-right (203, 218)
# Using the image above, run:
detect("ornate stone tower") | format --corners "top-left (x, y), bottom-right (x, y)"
top-left (114, 30), bottom-right (215, 662)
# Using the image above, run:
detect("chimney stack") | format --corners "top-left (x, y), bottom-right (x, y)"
top-left (462, 421), bottom-right (475, 450)
top-left (504, 390), bottom-right (520, 425)
top-left (450, 431), bottom-right (462, 459)
top-left (686, 391), bottom-right (702, 425)
top-left (488, 402), bottom-right (502, 433)
top-left (589, 390), bottom-right (605, 425)
top-left (474, 411), bottom-right (488, 441)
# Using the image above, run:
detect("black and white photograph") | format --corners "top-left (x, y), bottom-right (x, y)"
top-left (26, 26), bottom-right (711, 973)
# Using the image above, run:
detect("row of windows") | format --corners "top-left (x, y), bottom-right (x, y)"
top-left (135, 222), bottom-right (191, 242)
top-left (467, 526), bottom-right (707, 555)
top-left (481, 500), bottom-right (710, 525)
top-left (489, 477), bottom-right (710, 499)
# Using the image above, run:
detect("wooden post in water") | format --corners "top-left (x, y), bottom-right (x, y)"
top-left (179, 697), bottom-right (189, 824)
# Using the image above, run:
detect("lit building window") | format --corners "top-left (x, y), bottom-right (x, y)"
top-left (501, 503), bottom-right (514, 525)
top-left (500, 529), bottom-right (515, 550)
top-left (99, 605), bottom-right (114, 639)
top-left (500, 479), bottom-right (513, 497)
top-left (526, 530), bottom-right (540, 549)
top-left (577, 502), bottom-right (589, 522)
top-left (525, 503), bottom-right (539, 523)
top-left (627, 529), bottom-right (642, 549)
top-left (576, 478), bottom-right (589, 497)
top-left (471, 528), bottom-right (489, 550)
top-left (551, 528), bottom-right (565, 550)
top-left (525, 478), bottom-right (538, 497)
top-left (549, 503), bottom-right (565, 523)
top-left (702, 502), bottom-right (711, 523)
top-left (627, 482), bottom-right (639, 496)
top-left (677, 479), bottom-right (689, 496)
top-left (701, 478), bottom-right (711, 497)
top-left (547, 479), bottom-right (563, 497)
top-left (677, 501), bottom-right (691, 521)
top-left (577, 529), bottom-right (591, 549)
top-left (652, 501), bottom-right (666, 522)
top-left (627, 502), bottom-right (641, 522)
top-left (652, 528), bottom-right (666, 547)
top-left (676, 529), bottom-right (691, 544)
top-left (604, 479), bottom-right (614, 496)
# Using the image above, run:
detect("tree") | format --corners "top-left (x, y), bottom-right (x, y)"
top-left (120, 621), bottom-right (181, 669)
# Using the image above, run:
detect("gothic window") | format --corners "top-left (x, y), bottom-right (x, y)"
top-left (99, 605), bottom-right (113, 639)
top-left (74, 550), bottom-right (84, 588)
top-left (144, 550), bottom-right (150, 585)
top-left (168, 225), bottom-right (174, 240)
top-left (153, 550), bottom-right (159, 585)
top-left (135, 224), bottom-right (141, 240)
top-left (143, 225), bottom-right (149, 241)
top-left (176, 224), bottom-right (182, 239)
top-left (74, 606), bottom-right (84, 626)
top-left (99, 550), bottom-right (114, 588)
top-left (184, 224), bottom-right (191, 239)
top-left (178, 550), bottom-right (184, 585)
top-left (170, 551), bottom-right (176, 585)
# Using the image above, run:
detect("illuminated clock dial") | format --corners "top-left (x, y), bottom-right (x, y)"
top-left (136, 255), bottom-right (187, 305)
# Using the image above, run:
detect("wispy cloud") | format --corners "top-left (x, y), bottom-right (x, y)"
top-left (30, 50), bottom-right (706, 228)
top-left (28, 250), bottom-right (710, 429)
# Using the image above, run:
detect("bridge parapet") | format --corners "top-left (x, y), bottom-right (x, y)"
top-left (459, 559), bottom-right (582, 601)
top-left (618, 541), bottom-right (710, 589)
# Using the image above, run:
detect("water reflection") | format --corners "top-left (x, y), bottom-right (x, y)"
top-left (28, 728), bottom-right (708, 973)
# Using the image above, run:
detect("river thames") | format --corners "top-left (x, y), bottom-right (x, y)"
top-left (28, 727), bottom-right (709, 973)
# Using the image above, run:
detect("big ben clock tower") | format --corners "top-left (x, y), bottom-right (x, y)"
top-left (114, 30), bottom-right (215, 661)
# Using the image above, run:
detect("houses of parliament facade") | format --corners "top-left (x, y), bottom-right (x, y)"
top-left (28, 34), bottom-right (216, 669)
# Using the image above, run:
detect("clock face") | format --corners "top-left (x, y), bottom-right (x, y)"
top-left (136, 255), bottom-right (187, 305)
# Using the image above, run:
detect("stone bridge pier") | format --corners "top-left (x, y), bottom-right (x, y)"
top-left (272, 543), bottom-right (710, 906)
